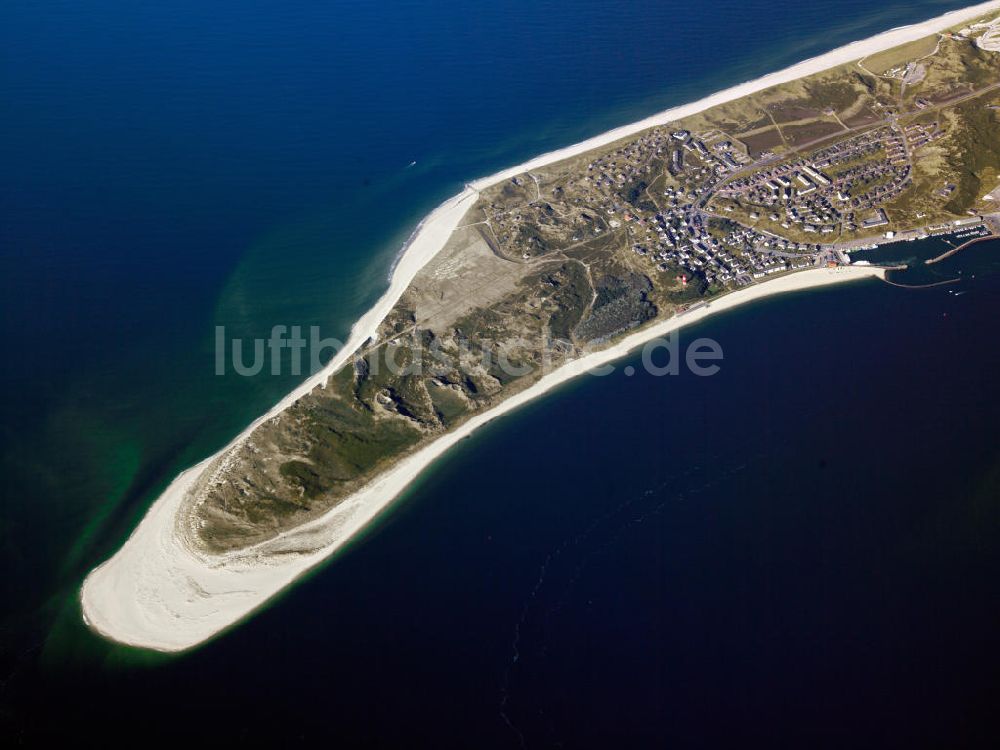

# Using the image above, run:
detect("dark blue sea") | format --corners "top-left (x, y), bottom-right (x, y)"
top-left (2, 1), bottom-right (999, 745)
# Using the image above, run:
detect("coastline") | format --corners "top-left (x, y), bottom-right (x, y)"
top-left (80, 0), bottom-right (999, 652)
top-left (83, 267), bottom-right (885, 652)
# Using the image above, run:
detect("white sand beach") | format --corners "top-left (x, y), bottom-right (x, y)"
top-left (81, 1), bottom-right (999, 652)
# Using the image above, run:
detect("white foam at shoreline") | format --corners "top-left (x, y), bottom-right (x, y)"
top-left (80, 1), bottom-right (999, 652)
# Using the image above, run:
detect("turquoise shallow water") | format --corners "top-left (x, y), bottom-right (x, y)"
top-left (2, 0), bottom-right (998, 744)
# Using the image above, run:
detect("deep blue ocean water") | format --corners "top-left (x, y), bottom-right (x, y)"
top-left (2, 0), bottom-right (998, 744)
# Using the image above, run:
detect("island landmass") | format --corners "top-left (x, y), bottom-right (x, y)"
top-left (82, 2), bottom-right (1000, 652)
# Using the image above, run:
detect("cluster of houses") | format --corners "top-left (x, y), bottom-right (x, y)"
top-left (591, 127), bottom-right (819, 287)
top-left (630, 205), bottom-right (817, 287)
top-left (665, 130), bottom-right (753, 177)
top-left (486, 120), bottom-right (860, 293)
top-left (714, 124), bottom-right (929, 236)
top-left (903, 120), bottom-right (944, 150)
top-left (573, 126), bottom-right (754, 210)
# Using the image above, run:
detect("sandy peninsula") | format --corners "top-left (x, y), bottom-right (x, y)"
top-left (81, 1), bottom-right (999, 652)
